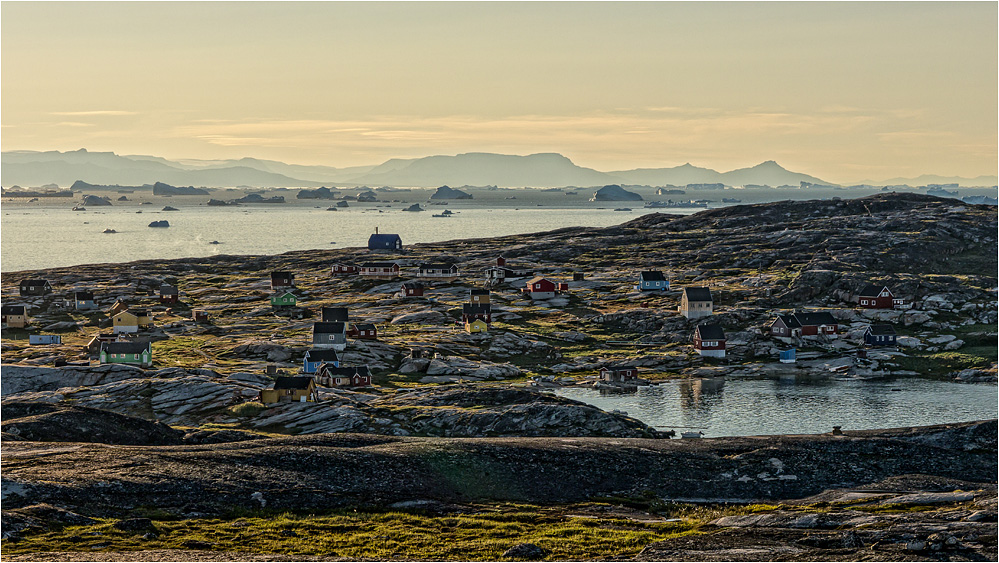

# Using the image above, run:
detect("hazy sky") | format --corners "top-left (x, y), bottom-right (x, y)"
top-left (2, 2), bottom-right (996, 182)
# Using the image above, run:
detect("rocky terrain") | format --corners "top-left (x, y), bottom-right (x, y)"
top-left (1, 193), bottom-right (996, 560)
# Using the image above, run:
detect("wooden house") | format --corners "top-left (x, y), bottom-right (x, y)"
top-left (316, 365), bottom-right (372, 387)
top-left (347, 323), bottom-right (378, 340)
top-left (85, 332), bottom-right (118, 355)
top-left (792, 312), bottom-right (838, 336)
top-left (330, 264), bottom-right (359, 275)
top-left (112, 309), bottom-right (151, 334)
top-left (401, 281), bottom-right (425, 297)
top-left (1, 304), bottom-right (28, 328)
top-left (260, 377), bottom-right (318, 404)
top-left (693, 324), bottom-right (726, 358)
top-left (484, 257), bottom-right (532, 282)
top-left (469, 288), bottom-right (491, 305)
top-left (159, 284), bottom-right (179, 304)
top-left (769, 314), bottom-right (801, 337)
top-left (524, 277), bottom-right (566, 299)
top-left (192, 310), bottom-right (210, 323)
top-left (638, 271), bottom-right (669, 291)
top-left (496, 256), bottom-right (507, 267)
top-left (19, 279), bottom-right (52, 296)
top-left (465, 318), bottom-right (489, 333)
top-left (864, 325), bottom-right (898, 347)
top-left (679, 287), bottom-right (713, 319)
top-left (108, 299), bottom-right (129, 316)
top-left (29, 334), bottom-right (62, 345)
top-left (418, 263), bottom-right (459, 280)
top-left (360, 262), bottom-right (400, 278)
top-left (857, 284), bottom-right (907, 309)
top-left (74, 291), bottom-right (97, 310)
top-left (99, 340), bottom-right (152, 367)
top-left (368, 232), bottom-right (403, 251)
top-left (270, 271), bottom-right (295, 289)
top-left (303, 348), bottom-right (341, 374)
top-left (312, 321), bottom-right (347, 351)
top-left (270, 291), bottom-right (297, 308)
top-left (462, 303), bottom-right (492, 324)
top-left (321, 307), bottom-right (349, 323)
top-left (599, 366), bottom-right (638, 383)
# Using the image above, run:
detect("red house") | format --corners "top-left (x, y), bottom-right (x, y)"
top-left (271, 271), bottom-right (295, 289)
top-left (401, 281), bottom-right (425, 297)
top-left (599, 366), bottom-right (638, 382)
top-left (192, 310), bottom-right (209, 323)
top-left (792, 312), bottom-right (839, 336)
top-left (524, 277), bottom-right (567, 299)
top-left (331, 264), bottom-right (359, 275)
top-left (347, 323), bottom-right (378, 340)
top-left (693, 324), bottom-right (726, 358)
top-left (360, 262), bottom-right (400, 278)
top-left (317, 365), bottom-right (372, 387)
top-left (159, 284), bottom-right (179, 304)
top-left (857, 284), bottom-right (904, 309)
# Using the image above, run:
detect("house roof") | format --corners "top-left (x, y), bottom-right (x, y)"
top-left (321, 307), bottom-right (349, 322)
top-left (469, 289), bottom-right (490, 295)
top-left (695, 324), bottom-right (726, 340)
top-left (771, 314), bottom-right (801, 329)
top-left (866, 324), bottom-right (897, 336)
top-left (2, 305), bottom-right (26, 315)
top-left (420, 263), bottom-right (457, 271)
top-left (527, 276), bottom-right (553, 285)
top-left (320, 365), bottom-right (371, 378)
top-left (793, 312), bottom-right (838, 326)
top-left (101, 341), bottom-right (151, 354)
top-left (353, 323), bottom-right (376, 331)
top-left (75, 291), bottom-right (95, 300)
top-left (271, 271), bottom-right (294, 279)
top-left (273, 376), bottom-right (315, 390)
top-left (362, 261), bottom-right (399, 268)
top-left (159, 285), bottom-right (178, 294)
top-left (640, 271), bottom-right (667, 282)
top-left (858, 284), bottom-right (892, 298)
top-left (401, 281), bottom-right (424, 289)
top-left (272, 291), bottom-right (296, 298)
top-left (21, 279), bottom-right (50, 286)
top-left (368, 233), bottom-right (402, 247)
top-left (130, 309), bottom-right (149, 316)
top-left (683, 286), bottom-right (712, 302)
top-left (601, 365), bottom-right (638, 372)
top-left (305, 348), bottom-right (341, 362)
top-left (462, 303), bottom-right (491, 314)
top-left (314, 322), bottom-right (346, 334)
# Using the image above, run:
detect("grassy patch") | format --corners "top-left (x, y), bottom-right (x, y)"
top-left (2, 507), bottom-right (699, 560)
top-left (228, 401), bottom-right (266, 417)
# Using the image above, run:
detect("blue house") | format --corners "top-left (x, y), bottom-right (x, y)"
top-left (29, 334), bottom-right (62, 345)
top-left (638, 271), bottom-right (669, 291)
top-left (368, 231), bottom-right (402, 251)
top-left (864, 325), bottom-right (897, 347)
top-left (779, 349), bottom-right (796, 363)
top-left (303, 348), bottom-right (341, 374)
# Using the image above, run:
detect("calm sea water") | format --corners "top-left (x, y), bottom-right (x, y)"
top-left (2, 186), bottom-right (995, 272)
top-left (556, 378), bottom-right (998, 437)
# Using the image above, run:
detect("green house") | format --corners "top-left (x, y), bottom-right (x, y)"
top-left (271, 291), bottom-right (297, 307)
top-left (99, 341), bottom-right (152, 367)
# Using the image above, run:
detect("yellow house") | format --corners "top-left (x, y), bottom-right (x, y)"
top-left (1, 305), bottom-right (28, 328)
top-left (465, 318), bottom-right (489, 333)
top-left (260, 377), bottom-right (318, 404)
top-left (112, 309), bottom-right (152, 334)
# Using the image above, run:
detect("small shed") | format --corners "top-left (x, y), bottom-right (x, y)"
top-left (159, 284), bottom-right (179, 304)
top-left (599, 366), bottom-right (639, 383)
top-left (401, 281), bottom-right (425, 297)
top-left (779, 349), bottom-right (796, 364)
top-left (29, 334), bottom-right (62, 345)
top-left (270, 271), bottom-right (295, 289)
top-left (192, 310), bottom-right (210, 323)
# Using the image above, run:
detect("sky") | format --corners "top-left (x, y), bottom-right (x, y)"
top-left (1, 2), bottom-right (996, 183)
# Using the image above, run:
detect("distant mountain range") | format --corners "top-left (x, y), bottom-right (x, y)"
top-left (2, 149), bottom-right (994, 189)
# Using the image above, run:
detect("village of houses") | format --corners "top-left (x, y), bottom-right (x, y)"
top-left (5, 219), bottom-right (992, 428)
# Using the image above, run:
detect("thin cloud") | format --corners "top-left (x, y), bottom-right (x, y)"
top-left (50, 110), bottom-right (138, 117)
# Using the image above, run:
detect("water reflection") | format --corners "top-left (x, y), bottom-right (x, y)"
top-left (557, 378), bottom-right (997, 437)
